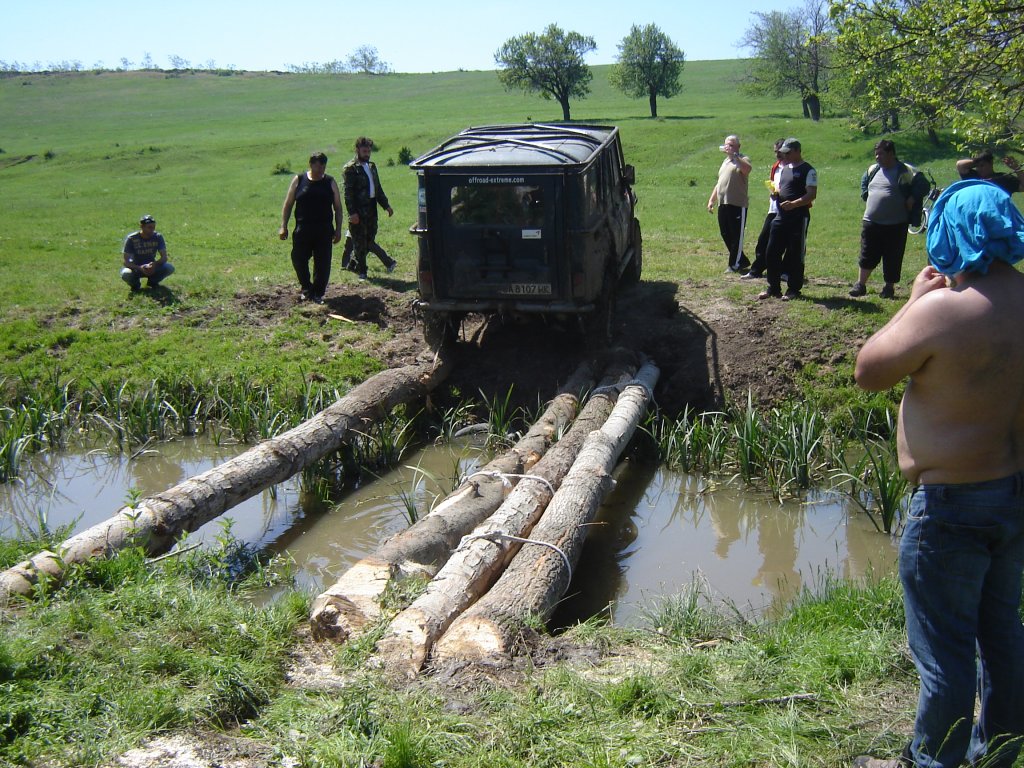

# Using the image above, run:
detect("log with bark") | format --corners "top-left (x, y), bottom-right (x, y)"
top-left (373, 352), bottom-right (643, 678)
top-left (308, 361), bottom-right (597, 641)
top-left (0, 350), bottom-right (452, 607)
top-left (433, 360), bottom-right (660, 664)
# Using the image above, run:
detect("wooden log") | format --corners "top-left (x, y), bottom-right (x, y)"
top-left (433, 361), bottom-right (660, 664)
top-left (309, 361), bottom-right (597, 642)
top-left (0, 350), bottom-right (453, 607)
top-left (373, 352), bottom-right (643, 678)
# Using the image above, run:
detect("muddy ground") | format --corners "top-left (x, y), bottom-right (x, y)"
top-left (109, 276), bottom-right (856, 768)
top-left (234, 273), bottom-right (834, 419)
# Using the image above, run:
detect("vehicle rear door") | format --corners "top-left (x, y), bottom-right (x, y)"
top-left (438, 173), bottom-right (562, 302)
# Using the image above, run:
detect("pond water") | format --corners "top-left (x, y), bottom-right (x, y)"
top-left (0, 437), bottom-right (897, 623)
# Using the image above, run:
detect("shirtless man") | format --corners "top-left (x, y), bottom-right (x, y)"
top-left (853, 179), bottom-right (1024, 768)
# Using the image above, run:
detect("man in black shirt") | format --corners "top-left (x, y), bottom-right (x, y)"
top-left (279, 152), bottom-right (344, 304)
top-left (759, 138), bottom-right (817, 301)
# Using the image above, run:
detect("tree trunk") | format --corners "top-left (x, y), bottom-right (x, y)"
top-left (649, 90), bottom-right (658, 119)
top-left (308, 360), bottom-right (597, 642)
top-left (559, 97), bottom-right (572, 121)
top-left (807, 94), bottom-right (821, 121)
top-left (434, 361), bottom-right (659, 664)
top-left (0, 350), bottom-right (453, 607)
top-left (374, 352), bottom-right (642, 678)
top-left (802, 98), bottom-right (810, 119)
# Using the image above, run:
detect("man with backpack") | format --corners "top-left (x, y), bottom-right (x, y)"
top-left (850, 140), bottom-right (930, 299)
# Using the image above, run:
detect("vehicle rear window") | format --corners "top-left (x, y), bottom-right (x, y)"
top-left (450, 184), bottom-right (545, 227)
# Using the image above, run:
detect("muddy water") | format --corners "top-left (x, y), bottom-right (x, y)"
top-left (0, 439), bottom-right (896, 622)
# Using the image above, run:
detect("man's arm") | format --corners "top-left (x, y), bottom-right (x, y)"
top-left (342, 164), bottom-right (360, 225)
top-left (153, 235), bottom-right (168, 265)
top-left (855, 266), bottom-right (948, 390)
top-left (279, 175), bottom-right (299, 240)
top-left (780, 184), bottom-right (816, 212)
top-left (734, 154), bottom-right (752, 176)
top-left (330, 177), bottom-right (344, 243)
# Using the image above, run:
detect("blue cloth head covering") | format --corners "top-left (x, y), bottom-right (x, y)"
top-left (926, 179), bottom-right (1024, 275)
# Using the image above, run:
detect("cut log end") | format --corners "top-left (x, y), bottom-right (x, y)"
top-left (308, 559), bottom-right (395, 643)
top-left (374, 609), bottom-right (433, 679)
top-left (433, 616), bottom-right (509, 664)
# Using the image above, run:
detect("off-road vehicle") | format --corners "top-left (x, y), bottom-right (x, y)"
top-left (409, 123), bottom-right (641, 345)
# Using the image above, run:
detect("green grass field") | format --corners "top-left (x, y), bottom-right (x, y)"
top-left (0, 62), bottom-right (964, 403)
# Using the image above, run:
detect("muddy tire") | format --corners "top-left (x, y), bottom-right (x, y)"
top-left (584, 275), bottom-right (616, 349)
top-left (622, 218), bottom-right (643, 285)
top-left (423, 312), bottom-right (459, 349)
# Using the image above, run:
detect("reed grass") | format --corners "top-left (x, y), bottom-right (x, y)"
top-left (649, 396), bottom-right (909, 531)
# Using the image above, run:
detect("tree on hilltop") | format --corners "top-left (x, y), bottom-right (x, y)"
top-left (495, 24), bottom-right (596, 121)
top-left (740, 0), bottom-right (833, 120)
top-left (347, 45), bottom-right (391, 75)
top-left (610, 24), bottom-right (685, 118)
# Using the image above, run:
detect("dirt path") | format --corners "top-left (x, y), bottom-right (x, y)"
top-left (233, 277), bottom-right (807, 419)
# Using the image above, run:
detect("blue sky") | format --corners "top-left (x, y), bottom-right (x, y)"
top-left (2, 0), bottom-right (769, 73)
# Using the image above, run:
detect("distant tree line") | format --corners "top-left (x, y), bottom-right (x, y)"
top-left (0, 44), bottom-right (390, 76)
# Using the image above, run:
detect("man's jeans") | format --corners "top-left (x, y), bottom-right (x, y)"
top-left (121, 262), bottom-right (174, 289)
top-left (900, 474), bottom-right (1024, 768)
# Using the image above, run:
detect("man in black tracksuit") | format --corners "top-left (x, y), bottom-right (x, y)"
top-left (342, 136), bottom-right (396, 280)
top-left (759, 138), bottom-right (817, 301)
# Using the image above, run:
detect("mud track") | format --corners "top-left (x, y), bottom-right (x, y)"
top-left (233, 276), bottom-right (811, 417)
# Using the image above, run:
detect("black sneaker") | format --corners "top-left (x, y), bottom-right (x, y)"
top-left (386, 261), bottom-right (397, 274)
top-left (879, 284), bottom-right (895, 299)
top-left (782, 289), bottom-right (801, 302)
top-left (299, 289), bottom-right (312, 302)
top-left (312, 295), bottom-right (325, 304)
top-left (849, 282), bottom-right (867, 297)
top-left (740, 271), bottom-right (763, 280)
top-left (758, 289), bottom-right (782, 300)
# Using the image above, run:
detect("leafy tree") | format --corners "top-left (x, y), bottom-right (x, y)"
top-left (740, 0), bottom-right (833, 120)
top-left (832, 0), bottom-right (1024, 147)
top-left (495, 24), bottom-right (596, 121)
top-left (610, 24), bottom-right (685, 118)
top-left (347, 45), bottom-right (390, 75)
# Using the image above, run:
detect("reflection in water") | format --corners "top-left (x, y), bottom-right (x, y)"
top-left (1, 439), bottom-right (897, 624)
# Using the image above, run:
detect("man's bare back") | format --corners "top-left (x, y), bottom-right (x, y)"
top-left (856, 260), bottom-right (1024, 485)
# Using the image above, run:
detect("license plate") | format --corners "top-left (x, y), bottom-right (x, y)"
top-left (506, 283), bottom-right (552, 296)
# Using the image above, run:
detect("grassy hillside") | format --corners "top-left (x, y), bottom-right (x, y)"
top-left (0, 62), bottom-right (963, 397)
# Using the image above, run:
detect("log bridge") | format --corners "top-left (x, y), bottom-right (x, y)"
top-left (1, 347), bottom-right (660, 674)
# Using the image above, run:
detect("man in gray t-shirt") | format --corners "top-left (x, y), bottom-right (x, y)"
top-left (849, 140), bottom-right (920, 299)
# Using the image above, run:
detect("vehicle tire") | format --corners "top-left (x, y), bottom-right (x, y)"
top-left (423, 312), bottom-right (459, 349)
top-left (622, 218), bottom-right (643, 285)
top-left (584, 270), bottom-right (616, 349)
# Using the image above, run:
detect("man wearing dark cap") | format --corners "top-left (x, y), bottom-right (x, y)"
top-left (853, 180), bottom-right (1024, 768)
top-left (955, 151), bottom-right (1024, 196)
top-left (279, 152), bottom-right (344, 303)
top-left (121, 214), bottom-right (175, 292)
top-left (758, 138), bottom-right (817, 301)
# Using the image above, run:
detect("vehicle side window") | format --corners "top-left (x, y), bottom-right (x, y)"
top-left (450, 184), bottom-right (545, 227)
top-left (602, 149), bottom-right (620, 201)
top-left (582, 165), bottom-right (599, 217)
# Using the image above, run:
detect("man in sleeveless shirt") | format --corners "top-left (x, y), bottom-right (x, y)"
top-left (759, 138), bottom-right (817, 301)
top-left (279, 152), bottom-right (344, 304)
